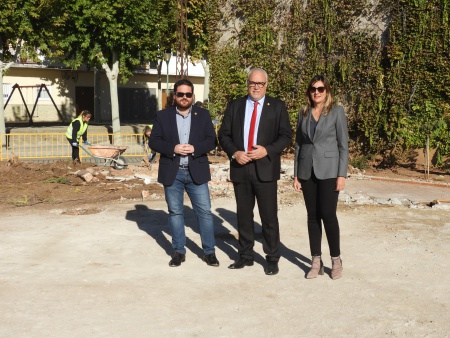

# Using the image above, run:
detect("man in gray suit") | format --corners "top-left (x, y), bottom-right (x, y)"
top-left (219, 68), bottom-right (292, 275)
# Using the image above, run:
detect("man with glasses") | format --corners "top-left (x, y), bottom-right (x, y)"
top-left (218, 68), bottom-right (292, 275)
top-left (149, 79), bottom-right (219, 268)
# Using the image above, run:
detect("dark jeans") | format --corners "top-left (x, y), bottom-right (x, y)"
top-left (300, 169), bottom-right (340, 257)
top-left (233, 162), bottom-right (280, 262)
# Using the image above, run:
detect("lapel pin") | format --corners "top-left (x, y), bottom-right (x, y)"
top-left (267, 103), bottom-right (270, 106)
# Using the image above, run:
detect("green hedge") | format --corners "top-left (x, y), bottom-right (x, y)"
top-left (205, 0), bottom-right (450, 167)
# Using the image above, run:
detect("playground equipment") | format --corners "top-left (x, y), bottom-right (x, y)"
top-left (3, 83), bottom-right (61, 125)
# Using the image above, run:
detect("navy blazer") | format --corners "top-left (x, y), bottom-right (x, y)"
top-left (294, 105), bottom-right (349, 180)
top-left (149, 106), bottom-right (217, 186)
top-left (218, 95), bottom-right (292, 182)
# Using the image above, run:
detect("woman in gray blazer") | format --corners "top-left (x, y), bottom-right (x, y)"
top-left (293, 75), bottom-right (349, 280)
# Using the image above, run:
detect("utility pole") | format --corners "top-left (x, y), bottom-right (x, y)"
top-left (156, 60), bottom-right (162, 111)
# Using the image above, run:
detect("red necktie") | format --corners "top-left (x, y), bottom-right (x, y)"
top-left (247, 101), bottom-right (258, 151)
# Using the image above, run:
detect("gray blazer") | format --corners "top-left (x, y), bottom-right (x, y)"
top-left (294, 105), bottom-right (349, 180)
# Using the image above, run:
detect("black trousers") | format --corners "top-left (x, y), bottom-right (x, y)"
top-left (67, 138), bottom-right (80, 161)
top-left (233, 162), bottom-right (280, 262)
top-left (300, 169), bottom-right (340, 257)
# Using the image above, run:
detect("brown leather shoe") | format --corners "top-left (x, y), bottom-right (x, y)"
top-left (202, 253), bottom-right (220, 267)
top-left (169, 252), bottom-right (185, 267)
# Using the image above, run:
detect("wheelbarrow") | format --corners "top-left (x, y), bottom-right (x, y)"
top-left (80, 144), bottom-right (128, 170)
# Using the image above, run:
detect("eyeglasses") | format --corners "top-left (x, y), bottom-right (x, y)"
top-left (309, 86), bottom-right (326, 93)
top-left (175, 92), bottom-right (193, 98)
top-left (248, 81), bottom-right (266, 88)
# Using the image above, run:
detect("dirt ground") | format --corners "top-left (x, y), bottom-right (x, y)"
top-left (1, 154), bottom-right (450, 337)
top-left (1, 152), bottom-right (449, 212)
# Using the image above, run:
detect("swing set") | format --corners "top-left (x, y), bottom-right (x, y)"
top-left (3, 83), bottom-right (61, 125)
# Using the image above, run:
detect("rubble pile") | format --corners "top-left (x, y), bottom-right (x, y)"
top-left (71, 159), bottom-right (450, 209)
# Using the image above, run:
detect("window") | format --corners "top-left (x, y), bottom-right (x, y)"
top-left (35, 85), bottom-right (51, 100)
top-left (3, 83), bottom-right (11, 100)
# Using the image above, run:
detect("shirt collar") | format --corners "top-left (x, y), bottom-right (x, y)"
top-left (176, 106), bottom-right (192, 117)
top-left (247, 95), bottom-right (265, 107)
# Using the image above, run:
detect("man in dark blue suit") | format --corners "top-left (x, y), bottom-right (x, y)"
top-left (218, 68), bottom-right (292, 275)
top-left (149, 79), bottom-right (219, 267)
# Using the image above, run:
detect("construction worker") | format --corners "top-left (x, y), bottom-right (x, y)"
top-left (66, 110), bottom-right (92, 164)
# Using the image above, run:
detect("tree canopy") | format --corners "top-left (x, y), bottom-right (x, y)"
top-left (31, 0), bottom-right (178, 136)
top-left (2, 0), bottom-right (450, 168)
top-left (37, 0), bottom-right (175, 77)
top-left (1, 0), bottom-right (48, 143)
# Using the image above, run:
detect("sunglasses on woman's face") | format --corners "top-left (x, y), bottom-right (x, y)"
top-left (175, 92), bottom-right (193, 98)
top-left (309, 86), bottom-right (326, 94)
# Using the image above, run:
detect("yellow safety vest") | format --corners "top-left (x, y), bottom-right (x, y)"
top-left (66, 115), bottom-right (89, 142)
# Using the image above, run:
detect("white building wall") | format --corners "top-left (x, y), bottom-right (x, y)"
top-left (3, 57), bottom-right (206, 123)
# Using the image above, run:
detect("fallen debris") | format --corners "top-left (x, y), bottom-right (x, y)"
top-left (77, 170), bottom-right (94, 183)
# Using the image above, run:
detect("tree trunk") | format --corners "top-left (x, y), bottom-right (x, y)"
top-left (102, 52), bottom-right (121, 144)
top-left (200, 59), bottom-right (210, 103)
top-left (157, 60), bottom-right (162, 111)
top-left (425, 135), bottom-right (430, 180)
top-left (0, 61), bottom-right (14, 148)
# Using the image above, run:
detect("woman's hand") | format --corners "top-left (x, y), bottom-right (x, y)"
top-left (336, 176), bottom-right (346, 191)
top-left (293, 177), bottom-right (302, 192)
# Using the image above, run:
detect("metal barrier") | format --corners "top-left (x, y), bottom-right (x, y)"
top-left (0, 133), bottom-right (147, 161)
